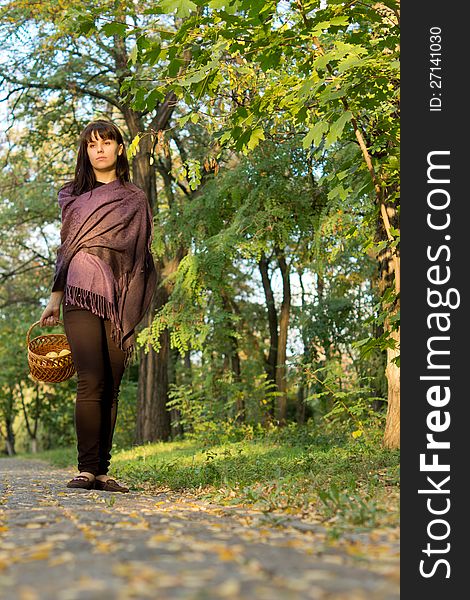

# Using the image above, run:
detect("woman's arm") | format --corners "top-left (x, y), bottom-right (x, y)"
top-left (39, 291), bottom-right (64, 327)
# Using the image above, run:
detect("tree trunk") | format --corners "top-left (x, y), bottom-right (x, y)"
top-left (296, 385), bottom-right (306, 424)
top-left (135, 279), bottom-right (171, 443)
top-left (297, 269), bottom-right (310, 424)
top-left (259, 252), bottom-right (278, 419)
top-left (276, 249), bottom-right (291, 425)
top-left (123, 100), bottom-right (177, 443)
top-left (383, 325), bottom-right (400, 448)
top-left (4, 416), bottom-right (15, 456)
top-left (377, 204), bottom-right (400, 449)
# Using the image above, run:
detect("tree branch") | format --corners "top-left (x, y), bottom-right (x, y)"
top-left (1, 73), bottom-right (124, 112)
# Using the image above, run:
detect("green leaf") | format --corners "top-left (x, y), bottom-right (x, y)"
top-left (209, 0), bottom-right (226, 7)
top-left (77, 18), bottom-right (96, 36)
top-left (168, 58), bottom-right (185, 77)
top-left (302, 121), bottom-right (329, 149)
top-left (325, 111), bottom-right (352, 146)
top-left (217, 129), bottom-right (232, 144)
top-left (129, 44), bottom-right (138, 65)
top-left (246, 127), bottom-right (265, 151)
top-left (145, 88), bottom-right (164, 111)
top-left (132, 89), bottom-right (146, 111)
top-left (177, 113), bottom-right (192, 127)
top-left (143, 45), bottom-right (163, 66)
top-left (330, 16), bottom-right (350, 27)
top-left (101, 22), bottom-right (127, 37)
top-left (313, 53), bottom-right (331, 71)
top-left (157, 0), bottom-right (197, 18)
top-left (337, 54), bottom-right (366, 73)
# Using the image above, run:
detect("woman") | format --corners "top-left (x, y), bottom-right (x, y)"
top-left (40, 119), bottom-right (157, 492)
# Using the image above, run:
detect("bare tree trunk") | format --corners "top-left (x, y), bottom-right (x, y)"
top-left (296, 269), bottom-right (310, 424)
top-left (377, 206), bottom-right (400, 449)
top-left (135, 281), bottom-right (171, 443)
top-left (296, 385), bottom-right (306, 424)
top-left (384, 325), bottom-right (400, 448)
top-left (276, 249), bottom-right (291, 425)
top-left (259, 252), bottom-right (278, 420)
top-left (4, 417), bottom-right (15, 456)
top-left (17, 382), bottom-right (40, 453)
top-left (123, 99), bottom-right (177, 443)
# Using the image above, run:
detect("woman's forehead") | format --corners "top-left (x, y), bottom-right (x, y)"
top-left (87, 129), bottom-right (114, 142)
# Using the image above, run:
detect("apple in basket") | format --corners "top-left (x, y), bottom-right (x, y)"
top-left (45, 349), bottom-right (71, 359)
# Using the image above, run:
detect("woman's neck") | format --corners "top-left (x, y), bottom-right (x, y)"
top-left (93, 170), bottom-right (117, 184)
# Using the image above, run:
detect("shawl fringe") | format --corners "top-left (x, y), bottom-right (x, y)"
top-left (65, 285), bottom-right (119, 323)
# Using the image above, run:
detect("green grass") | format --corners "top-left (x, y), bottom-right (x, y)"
top-left (15, 423), bottom-right (399, 534)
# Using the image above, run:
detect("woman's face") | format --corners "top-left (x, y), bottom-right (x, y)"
top-left (86, 130), bottom-right (123, 174)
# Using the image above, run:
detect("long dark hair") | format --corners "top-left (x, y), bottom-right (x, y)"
top-left (68, 120), bottom-right (130, 196)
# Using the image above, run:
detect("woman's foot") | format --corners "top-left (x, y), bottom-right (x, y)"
top-left (94, 475), bottom-right (129, 493)
top-left (66, 471), bottom-right (96, 490)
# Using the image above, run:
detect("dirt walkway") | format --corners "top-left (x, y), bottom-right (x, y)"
top-left (0, 458), bottom-right (399, 600)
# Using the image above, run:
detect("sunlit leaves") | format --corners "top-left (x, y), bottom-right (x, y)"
top-left (303, 121), bottom-right (328, 149)
top-left (154, 0), bottom-right (198, 18)
top-left (127, 134), bottom-right (141, 159)
top-left (325, 111), bottom-right (353, 147)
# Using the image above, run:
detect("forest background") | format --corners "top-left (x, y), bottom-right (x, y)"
top-left (0, 0), bottom-right (399, 530)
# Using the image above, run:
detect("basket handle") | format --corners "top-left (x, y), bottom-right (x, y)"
top-left (26, 320), bottom-right (64, 347)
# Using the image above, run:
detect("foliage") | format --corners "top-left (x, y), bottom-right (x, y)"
top-left (167, 374), bottom-right (278, 442)
top-left (0, 0), bottom-right (399, 448)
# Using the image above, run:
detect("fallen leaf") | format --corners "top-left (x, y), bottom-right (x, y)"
top-left (48, 552), bottom-right (74, 566)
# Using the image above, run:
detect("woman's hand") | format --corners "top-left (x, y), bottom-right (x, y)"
top-left (39, 292), bottom-right (64, 327)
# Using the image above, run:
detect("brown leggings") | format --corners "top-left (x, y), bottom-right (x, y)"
top-left (63, 303), bottom-right (127, 476)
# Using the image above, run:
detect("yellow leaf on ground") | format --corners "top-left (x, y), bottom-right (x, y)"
top-left (217, 548), bottom-right (239, 561)
top-left (24, 549), bottom-right (51, 561)
top-left (94, 541), bottom-right (114, 553)
top-left (148, 534), bottom-right (171, 543)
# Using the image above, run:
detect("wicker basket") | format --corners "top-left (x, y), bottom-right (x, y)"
top-left (27, 320), bottom-right (76, 383)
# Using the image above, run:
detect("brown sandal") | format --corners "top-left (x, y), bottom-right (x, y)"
top-left (94, 478), bottom-right (129, 493)
top-left (66, 475), bottom-right (95, 490)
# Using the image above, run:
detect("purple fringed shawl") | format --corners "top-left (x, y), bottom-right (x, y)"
top-left (52, 179), bottom-right (157, 366)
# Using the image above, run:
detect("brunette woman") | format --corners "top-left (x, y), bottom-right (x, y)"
top-left (39, 120), bottom-right (156, 492)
